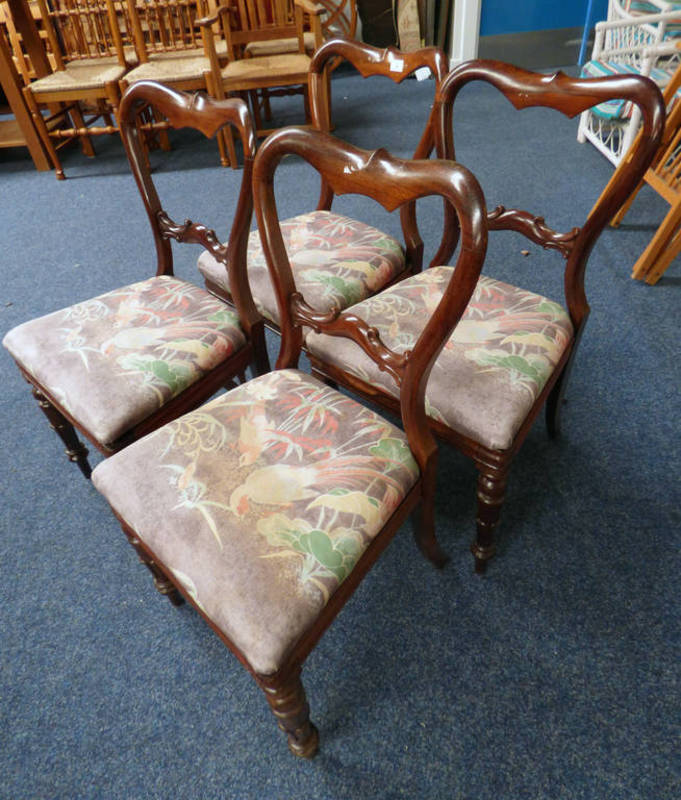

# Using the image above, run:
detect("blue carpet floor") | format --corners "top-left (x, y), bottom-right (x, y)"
top-left (1, 69), bottom-right (679, 799)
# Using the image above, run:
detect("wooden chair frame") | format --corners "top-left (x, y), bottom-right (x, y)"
top-left (6, 81), bottom-right (267, 479)
top-left (21, 0), bottom-right (133, 179)
top-left (604, 57), bottom-right (681, 282)
top-left (306, 61), bottom-right (665, 572)
top-left (113, 124), bottom-right (488, 757)
top-left (200, 38), bottom-right (449, 360)
top-left (199, 0), bottom-right (328, 164)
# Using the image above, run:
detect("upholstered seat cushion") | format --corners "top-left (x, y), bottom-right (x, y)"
top-left (580, 59), bottom-right (674, 118)
top-left (197, 210), bottom-right (407, 324)
top-left (30, 60), bottom-right (127, 93)
top-left (2, 276), bottom-right (246, 445)
top-left (306, 268), bottom-right (574, 451)
top-left (123, 54), bottom-right (212, 83)
top-left (92, 369), bottom-right (419, 674)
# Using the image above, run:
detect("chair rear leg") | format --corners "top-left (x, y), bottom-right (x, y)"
top-left (69, 102), bottom-right (96, 157)
top-left (257, 669), bottom-right (319, 758)
top-left (31, 386), bottom-right (92, 478)
top-left (472, 462), bottom-right (508, 573)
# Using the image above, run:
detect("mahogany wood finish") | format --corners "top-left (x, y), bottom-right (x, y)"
top-left (254, 127), bottom-right (488, 563)
top-left (308, 60), bottom-right (665, 572)
top-left (200, 38), bottom-right (450, 369)
top-left (115, 127), bottom-right (487, 758)
top-left (8, 81), bottom-right (267, 478)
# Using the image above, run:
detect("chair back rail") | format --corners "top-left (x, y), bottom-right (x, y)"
top-left (434, 59), bottom-right (665, 328)
top-left (308, 37), bottom-right (450, 271)
top-left (118, 81), bottom-right (261, 335)
top-left (253, 125), bottom-right (488, 467)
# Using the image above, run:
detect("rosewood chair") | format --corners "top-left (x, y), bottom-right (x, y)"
top-left (90, 126), bottom-right (488, 757)
top-left (197, 38), bottom-right (449, 369)
top-left (3, 81), bottom-right (267, 481)
top-left (304, 60), bottom-right (665, 572)
top-left (21, 0), bottom-right (134, 179)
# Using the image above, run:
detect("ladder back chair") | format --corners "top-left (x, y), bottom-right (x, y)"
top-left (3, 81), bottom-right (267, 481)
top-left (197, 38), bottom-right (449, 371)
top-left (90, 124), bottom-right (488, 757)
top-left (199, 0), bottom-right (328, 161)
top-left (21, 0), bottom-right (134, 179)
top-left (121, 0), bottom-right (232, 166)
top-left (304, 60), bottom-right (665, 572)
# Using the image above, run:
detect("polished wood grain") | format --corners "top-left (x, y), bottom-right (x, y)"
top-left (10, 82), bottom-right (267, 480)
top-left (308, 59), bottom-right (665, 572)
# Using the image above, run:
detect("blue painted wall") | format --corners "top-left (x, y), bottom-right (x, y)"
top-left (480, 0), bottom-right (609, 36)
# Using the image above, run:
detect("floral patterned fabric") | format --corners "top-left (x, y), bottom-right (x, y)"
top-left (2, 276), bottom-right (246, 445)
top-left (92, 369), bottom-right (419, 674)
top-left (197, 210), bottom-right (407, 324)
top-left (306, 268), bottom-right (574, 451)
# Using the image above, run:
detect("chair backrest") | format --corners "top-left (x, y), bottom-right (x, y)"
top-left (432, 60), bottom-right (665, 333)
top-left (252, 125), bottom-right (488, 467)
top-left (35, 0), bottom-right (129, 68)
top-left (126, 0), bottom-right (209, 62)
top-left (317, 0), bottom-right (356, 40)
top-left (308, 37), bottom-right (450, 273)
top-left (118, 80), bottom-right (261, 337)
top-left (214, 0), bottom-right (318, 59)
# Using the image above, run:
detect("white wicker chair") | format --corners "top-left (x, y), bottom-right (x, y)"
top-left (577, 0), bottom-right (680, 165)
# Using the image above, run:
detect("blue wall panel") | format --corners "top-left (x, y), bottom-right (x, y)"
top-left (480, 0), bottom-right (609, 36)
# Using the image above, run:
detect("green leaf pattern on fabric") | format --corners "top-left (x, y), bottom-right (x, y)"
top-left (154, 370), bottom-right (419, 603)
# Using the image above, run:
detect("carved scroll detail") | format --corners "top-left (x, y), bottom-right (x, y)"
top-left (290, 293), bottom-right (409, 385)
top-left (488, 205), bottom-right (580, 258)
top-left (157, 211), bottom-right (229, 263)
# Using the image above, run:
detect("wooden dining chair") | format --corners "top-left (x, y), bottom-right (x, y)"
top-left (120, 0), bottom-right (233, 166)
top-left (197, 38), bottom-right (449, 370)
top-left (197, 0), bottom-right (329, 161)
top-left (90, 125), bottom-right (488, 757)
top-left (20, 0), bottom-right (134, 179)
top-left (3, 81), bottom-right (267, 481)
top-left (303, 60), bottom-right (665, 572)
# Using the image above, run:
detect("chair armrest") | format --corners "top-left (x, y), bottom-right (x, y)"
top-left (294, 0), bottom-right (326, 17)
top-left (196, 3), bottom-right (235, 27)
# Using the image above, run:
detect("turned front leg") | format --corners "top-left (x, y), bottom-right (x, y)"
top-left (472, 463), bottom-right (509, 573)
top-left (126, 533), bottom-right (184, 607)
top-left (31, 386), bottom-right (92, 478)
top-left (257, 669), bottom-right (319, 758)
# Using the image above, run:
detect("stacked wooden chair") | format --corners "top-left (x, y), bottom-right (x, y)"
top-left (197, 0), bottom-right (330, 166)
top-left (301, 61), bottom-right (665, 572)
top-left (604, 59), bottom-right (681, 282)
top-left (197, 38), bottom-right (450, 370)
top-left (20, 0), bottom-right (135, 179)
top-left (3, 81), bottom-right (267, 481)
top-left (89, 100), bottom-right (489, 757)
top-left (119, 0), bottom-right (233, 166)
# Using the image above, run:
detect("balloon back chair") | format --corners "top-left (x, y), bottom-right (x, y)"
top-left (197, 37), bottom-right (450, 371)
top-left (303, 60), bottom-right (666, 572)
top-left (90, 125), bottom-right (488, 756)
top-left (3, 81), bottom-right (267, 482)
